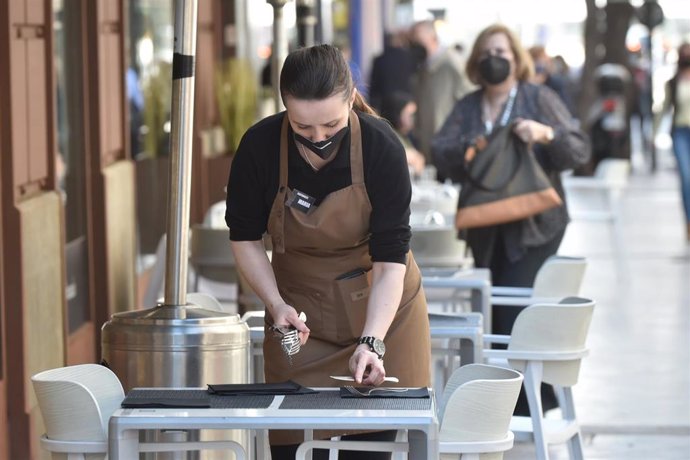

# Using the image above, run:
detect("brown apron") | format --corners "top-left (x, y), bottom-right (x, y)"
top-left (265, 112), bottom-right (431, 445)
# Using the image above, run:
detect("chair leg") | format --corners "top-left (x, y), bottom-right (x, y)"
top-left (560, 387), bottom-right (584, 460)
top-left (567, 430), bottom-right (585, 460)
top-left (393, 430), bottom-right (407, 460)
top-left (524, 361), bottom-right (549, 460)
top-left (255, 429), bottom-right (268, 460)
top-left (329, 436), bottom-right (341, 460)
top-left (559, 386), bottom-right (577, 420)
top-left (67, 454), bottom-right (87, 460)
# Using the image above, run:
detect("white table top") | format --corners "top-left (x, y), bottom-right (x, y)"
top-left (109, 388), bottom-right (439, 459)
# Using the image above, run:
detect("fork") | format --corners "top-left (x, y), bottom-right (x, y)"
top-left (343, 386), bottom-right (409, 397)
top-left (271, 312), bottom-right (307, 363)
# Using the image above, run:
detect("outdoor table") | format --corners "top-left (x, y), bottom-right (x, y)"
top-left (108, 387), bottom-right (439, 459)
top-left (422, 267), bottom-right (492, 333)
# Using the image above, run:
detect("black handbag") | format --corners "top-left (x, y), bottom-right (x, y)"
top-left (455, 124), bottom-right (563, 230)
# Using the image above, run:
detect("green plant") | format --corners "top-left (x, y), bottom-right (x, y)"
top-left (142, 61), bottom-right (172, 158)
top-left (215, 58), bottom-right (258, 153)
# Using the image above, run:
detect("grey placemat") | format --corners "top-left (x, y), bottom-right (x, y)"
top-left (125, 389), bottom-right (274, 409)
top-left (280, 390), bottom-right (432, 410)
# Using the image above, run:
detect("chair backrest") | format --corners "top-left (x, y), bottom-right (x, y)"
top-left (189, 225), bottom-right (238, 283)
top-left (31, 364), bottom-right (124, 443)
top-left (594, 158), bottom-right (630, 186)
top-left (203, 200), bottom-right (227, 229)
top-left (508, 297), bottom-right (595, 386)
top-left (409, 225), bottom-right (467, 266)
top-left (143, 234), bottom-right (169, 307)
top-left (438, 364), bottom-right (523, 443)
top-left (187, 292), bottom-right (228, 312)
top-left (531, 255), bottom-right (587, 298)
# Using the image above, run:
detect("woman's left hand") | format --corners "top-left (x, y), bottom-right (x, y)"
top-left (349, 345), bottom-right (387, 386)
top-left (513, 118), bottom-right (554, 144)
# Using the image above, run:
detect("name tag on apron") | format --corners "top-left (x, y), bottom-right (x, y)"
top-left (286, 189), bottom-right (317, 214)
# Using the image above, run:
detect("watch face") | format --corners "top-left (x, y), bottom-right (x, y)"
top-left (373, 339), bottom-right (386, 357)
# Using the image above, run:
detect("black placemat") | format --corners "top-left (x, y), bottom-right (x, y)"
top-left (279, 389), bottom-right (432, 411)
top-left (207, 380), bottom-right (316, 396)
top-left (123, 389), bottom-right (274, 409)
top-left (339, 387), bottom-right (430, 399)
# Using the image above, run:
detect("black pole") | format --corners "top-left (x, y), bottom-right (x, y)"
top-left (296, 0), bottom-right (317, 47)
top-left (637, 0), bottom-right (664, 172)
top-left (647, 32), bottom-right (656, 172)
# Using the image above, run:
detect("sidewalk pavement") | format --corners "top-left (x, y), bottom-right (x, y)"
top-left (505, 165), bottom-right (690, 459)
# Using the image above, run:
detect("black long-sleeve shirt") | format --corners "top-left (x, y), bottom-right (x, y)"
top-left (225, 111), bottom-right (412, 264)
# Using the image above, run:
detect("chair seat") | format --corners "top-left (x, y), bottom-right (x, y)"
top-left (511, 415), bottom-right (580, 444)
top-left (440, 431), bottom-right (514, 453)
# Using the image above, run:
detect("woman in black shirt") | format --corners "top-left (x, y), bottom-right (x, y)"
top-left (225, 44), bottom-right (430, 460)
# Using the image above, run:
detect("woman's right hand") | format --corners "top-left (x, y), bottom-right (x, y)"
top-left (271, 303), bottom-right (310, 345)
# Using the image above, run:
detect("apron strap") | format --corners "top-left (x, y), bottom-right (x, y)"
top-left (270, 111), bottom-right (364, 253)
top-left (349, 111), bottom-right (364, 185)
top-left (270, 114), bottom-right (290, 253)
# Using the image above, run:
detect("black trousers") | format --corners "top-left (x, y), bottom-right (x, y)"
top-left (270, 430), bottom-right (398, 460)
top-left (479, 228), bottom-right (566, 416)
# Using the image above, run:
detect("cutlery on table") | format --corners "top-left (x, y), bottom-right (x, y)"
top-left (330, 375), bottom-right (400, 383)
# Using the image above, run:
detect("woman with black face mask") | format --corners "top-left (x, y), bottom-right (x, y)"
top-left (432, 24), bottom-right (590, 414)
top-left (226, 44), bottom-right (430, 460)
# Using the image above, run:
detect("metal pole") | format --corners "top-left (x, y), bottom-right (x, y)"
top-left (267, 0), bottom-right (289, 113)
top-left (163, 0), bottom-right (198, 308)
top-left (296, 0), bottom-right (317, 47)
top-left (647, 34), bottom-right (656, 172)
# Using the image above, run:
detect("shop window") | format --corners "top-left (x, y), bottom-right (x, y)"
top-left (127, 1), bottom-right (174, 257)
top-left (53, 0), bottom-right (91, 333)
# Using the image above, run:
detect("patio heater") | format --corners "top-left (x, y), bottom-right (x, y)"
top-left (101, 0), bottom-right (249, 457)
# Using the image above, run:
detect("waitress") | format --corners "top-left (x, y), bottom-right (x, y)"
top-left (225, 44), bottom-right (431, 460)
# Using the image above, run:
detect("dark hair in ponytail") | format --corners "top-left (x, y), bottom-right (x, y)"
top-left (280, 44), bottom-right (378, 116)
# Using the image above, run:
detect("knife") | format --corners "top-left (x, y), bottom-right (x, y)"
top-left (330, 375), bottom-right (400, 383)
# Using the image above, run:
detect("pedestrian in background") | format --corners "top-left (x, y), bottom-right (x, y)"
top-left (432, 26), bottom-right (589, 410)
top-left (528, 45), bottom-right (576, 117)
top-left (368, 31), bottom-right (417, 113)
top-left (659, 43), bottom-right (690, 246)
top-left (379, 91), bottom-right (426, 176)
top-left (410, 20), bottom-right (470, 167)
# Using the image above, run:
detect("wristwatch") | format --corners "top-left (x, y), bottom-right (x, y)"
top-left (358, 336), bottom-right (385, 359)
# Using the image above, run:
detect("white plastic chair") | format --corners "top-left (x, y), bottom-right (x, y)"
top-left (295, 363), bottom-right (523, 460)
top-left (186, 292), bottom-right (237, 314)
top-left (562, 158), bottom-right (630, 249)
top-left (410, 224), bottom-right (470, 269)
top-left (482, 297), bottom-right (596, 460)
top-left (490, 255), bottom-right (587, 307)
top-left (31, 363), bottom-right (246, 459)
top-left (562, 158), bottom-right (630, 220)
top-left (143, 228), bottom-right (239, 309)
top-left (189, 224), bottom-right (240, 304)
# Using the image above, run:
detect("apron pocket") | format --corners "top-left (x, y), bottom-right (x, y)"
top-left (334, 270), bottom-right (371, 341)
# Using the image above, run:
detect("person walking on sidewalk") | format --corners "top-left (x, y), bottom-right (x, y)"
top-left (660, 43), bottom-right (690, 245)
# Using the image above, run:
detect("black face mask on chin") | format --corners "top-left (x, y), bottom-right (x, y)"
top-left (478, 55), bottom-right (511, 85)
top-left (293, 126), bottom-right (349, 159)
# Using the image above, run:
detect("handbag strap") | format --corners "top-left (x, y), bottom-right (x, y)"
top-left (484, 85), bottom-right (518, 134)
